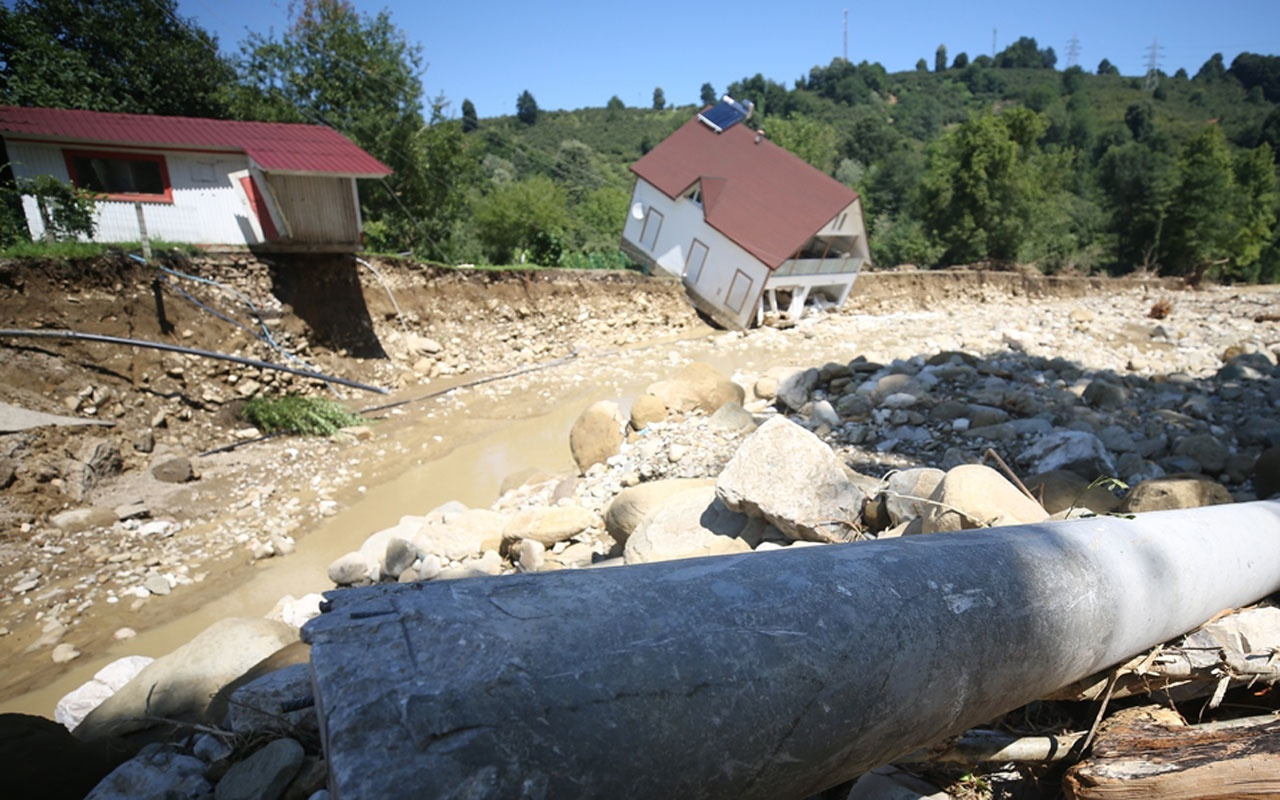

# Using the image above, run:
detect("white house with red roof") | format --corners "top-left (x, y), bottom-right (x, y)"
top-left (0, 106), bottom-right (391, 252)
top-left (621, 99), bottom-right (870, 330)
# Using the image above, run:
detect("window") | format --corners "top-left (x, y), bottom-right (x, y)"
top-left (684, 239), bottom-right (709, 283)
top-left (639, 207), bottom-right (663, 250)
top-left (686, 186), bottom-right (702, 206)
top-left (64, 150), bottom-right (172, 202)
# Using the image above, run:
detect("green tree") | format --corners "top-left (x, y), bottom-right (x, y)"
top-left (1097, 58), bottom-right (1119, 76)
top-left (516, 90), bottom-right (539, 125)
top-left (766, 114), bottom-right (839, 174)
top-left (0, 0), bottom-right (234, 116)
top-left (570, 185), bottom-right (629, 251)
top-left (921, 107), bottom-right (1060, 264)
top-left (1124, 101), bottom-right (1156, 143)
top-left (1163, 126), bottom-right (1238, 277)
top-left (700, 82), bottom-right (717, 106)
top-left (915, 58), bottom-right (929, 72)
top-left (606, 95), bottom-right (625, 111)
top-left (552, 139), bottom-right (601, 203)
top-left (952, 52), bottom-right (969, 70)
top-left (1229, 53), bottom-right (1280, 103)
top-left (1097, 141), bottom-right (1174, 270)
top-left (472, 175), bottom-right (569, 263)
top-left (653, 86), bottom-right (665, 110)
top-left (1194, 53), bottom-right (1228, 83)
top-left (232, 0), bottom-right (470, 258)
top-left (935, 45), bottom-right (948, 73)
top-left (461, 98), bottom-right (478, 133)
top-left (995, 36), bottom-right (1055, 69)
top-left (1228, 144), bottom-right (1279, 279)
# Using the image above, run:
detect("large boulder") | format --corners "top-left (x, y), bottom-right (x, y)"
top-left (623, 486), bottom-right (753, 564)
top-left (1025, 470), bottom-right (1121, 515)
top-left (73, 618), bottom-right (299, 743)
top-left (1118, 474), bottom-right (1234, 513)
top-left (603, 478), bottom-right (716, 547)
top-left (920, 464), bottom-right (1050, 533)
top-left (1256, 445), bottom-right (1280, 499)
top-left (882, 468), bottom-right (946, 527)
top-left (716, 416), bottom-right (864, 542)
top-left (1020, 430), bottom-right (1116, 480)
top-left (55, 656), bottom-right (154, 732)
top-left (775, 367), bottom-right (819, 412)
top-left (645, 362), bottom-right (744, 415)
top-left (502, 505), bottom-right (596, 547)
top-left (569, 401), bottom-right (625, 473)
top-left (629, 394), bottom-right (668, 430)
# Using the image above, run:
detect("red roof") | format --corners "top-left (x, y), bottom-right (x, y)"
top-left (631, 116), bottom-right (857, 269)
top-left (0, 106), bottom-right (391, 178)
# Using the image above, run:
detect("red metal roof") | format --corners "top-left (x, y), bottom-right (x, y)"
top-left (0, 106), bottom-right (392, 178)
top-left (630, 116), bottom-right (857, 269)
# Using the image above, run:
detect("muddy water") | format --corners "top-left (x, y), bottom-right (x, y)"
top-left (0, 316), bottom-right (926, 718)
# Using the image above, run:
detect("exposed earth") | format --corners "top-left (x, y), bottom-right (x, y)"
top-left (1, 253), bottom-right (1278, 719)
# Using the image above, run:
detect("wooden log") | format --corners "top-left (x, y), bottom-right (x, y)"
top-left (1064, 708), bottom-right (1280, 799)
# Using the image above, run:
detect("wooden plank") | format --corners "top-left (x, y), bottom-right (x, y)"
top-left (1064, 707), bottom-right (1280, 799)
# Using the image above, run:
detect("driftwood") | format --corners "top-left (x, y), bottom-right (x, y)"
top-left (1046, 605), bottom-right (1280, 705)
top-left (1064, 707), bottom-right (1280, 799)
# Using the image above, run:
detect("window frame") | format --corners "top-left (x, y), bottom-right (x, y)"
top-left (639, 207), bottom-right (664, 250)
top-left (63, 149), bottom-right (174, 204)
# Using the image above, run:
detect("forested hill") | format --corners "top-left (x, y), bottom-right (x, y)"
top-left (1, 0), bottom-right (1278, 281)
top-left (475, 46), bottom-right (1280, 282)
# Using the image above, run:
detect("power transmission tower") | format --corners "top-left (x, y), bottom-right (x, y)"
top-left (992, 28), bottom-right (997, 58)
top-left (1143, 38), bottom-right (1164, 91)
top-left (843, 9), bottom-right (848, 62)
top-left (1067, 33), bottom-right (1081, 67)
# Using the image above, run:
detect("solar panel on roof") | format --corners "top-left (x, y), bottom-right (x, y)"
top-left (698, 96), bottom-right (752, 133)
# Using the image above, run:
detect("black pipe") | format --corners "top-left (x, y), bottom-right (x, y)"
top-left (0, 329), bottom-right (388, 395)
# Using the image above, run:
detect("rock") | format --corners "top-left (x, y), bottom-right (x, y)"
top-left (150, 453), bottom-right (194, 484)
top-left (384, 538), bottom-right (417, 578)
top-left (716, 417), bottom-right (865, 542)
top-left (64, 437), bottom-right (123, 501)
top-left (1025, 470), bottom-right (1122, 515)
top-left (871, 373), bottom-right (926, 405)
top-left (920, 464), bottom-right (1050, 533)
top-left (414, 509), bottom-right (508, 562)
top-left (645, 362), bottom-right (744, 414)
top-left (624, 486), bottom-right (753, 564)
top-left (50, 506), bottom-right (118, 532)
top-left (1119, 474), bottom-right (1234, 513)
top-left (603, 478), bottom-right (716, 547)
top-left (847, 764), bottom-right (951, 800)
top-left (56, 656), bottom-right (155, 732)
top-left (514, 539), bottom-right (546, 572)
top-left (85, 746), bottom-right (211, 800)
top-left (882, 468), bottom-right (946, 527)
top-left (1020, 430), bottom-right (1117, 480)
top-left (74, 618), bottom-right (299, 742)
top-left (216, 737), bottom-right (305, 798)
top-left (266, 594), bottom-right (325, 629)
top-left (810, 400), bottom-right (841, 429)
top-left (629, 394), bottom-right (667, 430)
top-left (327, 552), bottom-right (378, 586)
top-left (1173, 433), bottom-right (1231, 474)
top-left (1083, 379), bottom-right (1128, 410)
top-left (226, 665), bottom-right (317, 738)
top-left (775, 367), bottom-right (819, 411)
top-left (0, 713), bottom-right (128, 800)
top-left (502, 505), bottom-right (595, 547)
top-left (569, 400), bottom-right (625, 473)
top-left (51, 643), bottom-right (81, 664)
top-left (707, 402), bottom-right (757, 432)
top-left (753, 375), bottom-right (778, 400)
top-left (1255, 445), bottom-right (1280, 499)
top-left (143, 574), bottom-right (171, 596)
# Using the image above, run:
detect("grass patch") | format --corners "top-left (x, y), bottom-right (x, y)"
top-left (243, 395), bottom-right (368, 436)
top-left (0, 239), bottom-right (200, 260)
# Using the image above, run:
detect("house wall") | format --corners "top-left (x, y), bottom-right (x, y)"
top-left (622, 178), bottom-right (769, 330)
top-left (7, 141), bottom-right (263, 245)
top-left (264, 173), bottom-right (361, 246)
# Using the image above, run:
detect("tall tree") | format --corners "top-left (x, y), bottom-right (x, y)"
top-left (0, 0), bottom-right (234, 117)
top-left (472, 175), bottom-right (568, 263)
top-left (516, 90), bottom-right (539, 125)
top-left (1097, 58), bottom-right (1120, 76)
top-left (1097, 141), bottom-right (1174, 270)
top-left (652, 86), bottom-right (665, 111)
top-left (1163, 126), bottom-right (1238, 278)
top-left (460, 98), bottom-right (478, 133)
top-left (935, 45), bottom-right (948, 73)
top-left (232, 0), bottom-right (472, 257)
top-left (1194, 53), bottom-right (1228, 83)
top-left (767, 114), bottom-right (839, 174)
top-left (700, 82), bottom-right (717, 106)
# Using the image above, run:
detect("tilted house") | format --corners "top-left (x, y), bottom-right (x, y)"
top-left (621, 98), bottom-right (870, 330)
top-left (0, 106), bottom-right (391, 252)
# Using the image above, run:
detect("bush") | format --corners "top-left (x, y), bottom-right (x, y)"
top-left (19, 175), bottom-right (97, 241)
top-left (243, 396), bottom-right (367, 436)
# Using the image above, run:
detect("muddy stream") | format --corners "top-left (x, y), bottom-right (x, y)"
top-left (1, 322), bottom-right (834, 718)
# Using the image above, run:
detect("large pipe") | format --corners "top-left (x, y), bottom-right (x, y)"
top-left (304, 500), bottom-right (1280, 799)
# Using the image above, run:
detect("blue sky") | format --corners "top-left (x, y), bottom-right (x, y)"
top-left (178, 0), bottom-right (1280, 119)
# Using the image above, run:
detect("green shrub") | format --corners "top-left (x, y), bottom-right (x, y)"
top-left (243, 395), bottom-right (367, 436)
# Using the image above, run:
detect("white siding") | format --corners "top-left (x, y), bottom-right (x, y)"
top-left (622, 178), bottom-right (769, 329)
top-left (7, 141), bottom-right (258, 245)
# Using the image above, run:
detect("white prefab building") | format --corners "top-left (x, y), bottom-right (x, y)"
top-left (0, 106), bottom-right (391, 252)
top-left (621, 101), bottom-right (870, 330)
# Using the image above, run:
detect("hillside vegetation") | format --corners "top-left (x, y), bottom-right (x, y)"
top-left (2, 2), bottom-right (1278, 281)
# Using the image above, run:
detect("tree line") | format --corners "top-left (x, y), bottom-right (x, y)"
top-left (2, 1), bottom-right (1278, 281)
